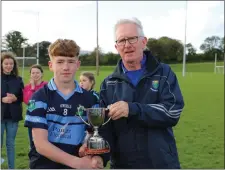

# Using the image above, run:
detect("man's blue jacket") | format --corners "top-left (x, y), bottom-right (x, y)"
top-left (99, 50), bottom-right (185, 169)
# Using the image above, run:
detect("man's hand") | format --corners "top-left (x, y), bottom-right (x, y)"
top-left (108, 101), bottom-right (129, 120)
top-left (91, 156), bottom-right (104, 169)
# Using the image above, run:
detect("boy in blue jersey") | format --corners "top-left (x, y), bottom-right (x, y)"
top-left (24, 39), bottom-right (104, 169)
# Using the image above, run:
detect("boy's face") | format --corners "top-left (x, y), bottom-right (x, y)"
top-left (48, 56), bottom-right (80, 84)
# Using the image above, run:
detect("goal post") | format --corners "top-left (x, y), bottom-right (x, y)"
top-left (16, 47), bottom-right (38, 80)
top-left (214, 53), bottom-right (224, 74)
top-left (16, 56), bottom-right (37, 79)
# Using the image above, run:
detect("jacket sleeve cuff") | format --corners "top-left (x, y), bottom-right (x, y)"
top-left (128, 102), bottom-right (139, 116)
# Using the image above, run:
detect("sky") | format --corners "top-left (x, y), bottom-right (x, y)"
top-left (2, 1), bottom-right (224, 54)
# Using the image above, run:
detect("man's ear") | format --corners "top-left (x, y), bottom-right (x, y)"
top-left (115, 44), bottom-right (118, 50)
top-left (142, 37), bottom-right (148, 47)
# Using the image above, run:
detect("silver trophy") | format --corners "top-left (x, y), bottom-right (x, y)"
top-left (77, 105), bottom-right (111, 155)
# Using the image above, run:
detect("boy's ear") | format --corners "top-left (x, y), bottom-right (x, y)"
top-left (77, 60), bottom-right (81, 70)
top-left (48, 61), bottom-right (53, 71)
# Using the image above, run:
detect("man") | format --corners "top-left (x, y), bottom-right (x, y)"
top-left (24, 39), bottom-right (103, 169)
top-left (99, 18), bottom-right (185, 168)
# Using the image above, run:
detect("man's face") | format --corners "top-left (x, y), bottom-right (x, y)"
top-left (115, 23), bottom-right (147, 64)
top-left (48, 56), bottom-right (80, 83)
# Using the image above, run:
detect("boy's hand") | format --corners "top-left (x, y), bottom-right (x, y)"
top-left (74, 155), bottom-right (103, 169)
top-left (79, 143), bottom-right (87, 157)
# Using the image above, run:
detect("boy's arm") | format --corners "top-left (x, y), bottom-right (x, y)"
top-left (32, 128), bottom-right (82, 168)
top-left (24, 90), bottom-right (97, 169)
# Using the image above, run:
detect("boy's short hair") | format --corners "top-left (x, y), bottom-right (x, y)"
top-left (48, 39), bottom-right (80, 58)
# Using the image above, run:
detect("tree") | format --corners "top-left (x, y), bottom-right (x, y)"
top-left (200, 36), bottom-right (221, 52)
top-left (200, 36), bottom-right (223, 60)
top-left (3, 30), bottom-right (28, 56)
top-left (186, 43), bottom-right (196, 56)
top-left (186, 43), bottom-right (197, 62)
top-left (219, 37), bottom-right (224, 53)
top-left (147, 36), bottom-right (183, 63)
top-left (101, 52), bottom-right (120, 65)
top-left (146, 38), bottom-right (162, 58)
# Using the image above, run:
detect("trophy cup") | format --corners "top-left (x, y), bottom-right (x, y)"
top-left (77, 105), bottom-right (111, 155)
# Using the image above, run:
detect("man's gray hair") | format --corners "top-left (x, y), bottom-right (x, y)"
top-left (114, 17), bottom-right (145, 41)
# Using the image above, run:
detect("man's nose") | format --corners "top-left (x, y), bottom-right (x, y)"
top-left (124, 40), bottom-right (132, 48)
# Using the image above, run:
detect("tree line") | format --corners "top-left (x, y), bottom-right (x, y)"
top-left (1, 30), bottom-right (224, 66)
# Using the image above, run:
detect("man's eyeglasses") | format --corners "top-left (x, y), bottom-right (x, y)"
top-left (115, 36), bottom-right (141, 46)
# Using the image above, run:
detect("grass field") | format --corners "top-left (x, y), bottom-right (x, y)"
top-left (1, 62), bottom-right (224, 169)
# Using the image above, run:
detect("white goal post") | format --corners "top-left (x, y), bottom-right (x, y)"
top-left (16, 56), bottom-right (37, 79)
top-left (16, 47), bottom-right (38, 79)
top-left (16, 57), bottom-right (37, 79)
top-left (214, 53), bottom-right (224, 74)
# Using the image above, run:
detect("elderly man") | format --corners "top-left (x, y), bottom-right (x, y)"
top-left (99, 17), bottom-right (184, 169)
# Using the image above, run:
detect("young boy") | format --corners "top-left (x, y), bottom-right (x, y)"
top-left (24, 39), bottom-right (104, 169)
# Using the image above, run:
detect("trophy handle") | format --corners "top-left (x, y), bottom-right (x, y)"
top-left (102, 106), bottom-right (111, 126)
top-left (102, 117), bottom-right (111, 126)
top-left (79, 115), bottom-right (90, 126)
top-left (77, 105), bottom-right (90, 126)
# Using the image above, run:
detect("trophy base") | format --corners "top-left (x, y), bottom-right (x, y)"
top-left (84, 147), bottom-right (110, 155)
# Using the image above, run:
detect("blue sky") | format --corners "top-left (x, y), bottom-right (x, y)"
top-left (2, 1), bottom-right (224, 54)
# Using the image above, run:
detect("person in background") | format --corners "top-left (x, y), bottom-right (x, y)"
top-left (1, 51), bottom-right (24, 169)
top-left (78, 71), bottom-right (99, 156)
top-left (79, 71), bottom-right (99, 103)
top-left (23, 64), bottom-right (48, 148)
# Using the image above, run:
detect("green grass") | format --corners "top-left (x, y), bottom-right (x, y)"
top-left (1, 62), bottom-right (224, 169)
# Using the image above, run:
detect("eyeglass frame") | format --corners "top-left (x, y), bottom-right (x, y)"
top-left (115, 36), bottom-right (143, 46)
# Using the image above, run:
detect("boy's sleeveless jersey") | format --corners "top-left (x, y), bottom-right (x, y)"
top-left (24, 81), bottom-right (97, 169)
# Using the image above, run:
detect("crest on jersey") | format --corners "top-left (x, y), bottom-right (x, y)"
top-left (28, 100), bottom-right (36, 112)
